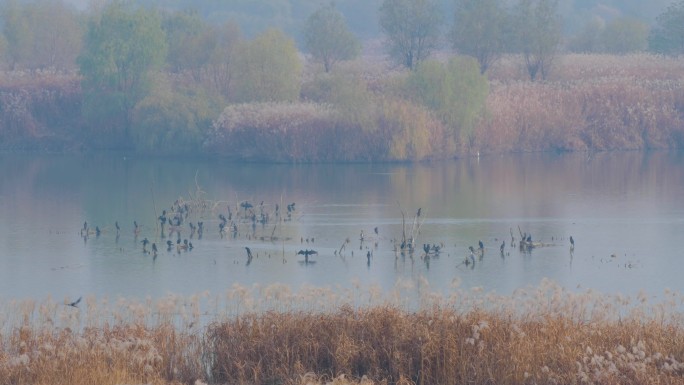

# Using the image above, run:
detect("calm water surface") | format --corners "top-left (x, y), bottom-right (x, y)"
top-left (1, 152), bottom-right (683, 303)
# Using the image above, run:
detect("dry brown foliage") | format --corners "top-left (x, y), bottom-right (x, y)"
top-left (3, 281), bottom-right (684, 385)
top-left (475, 54), bottom-right (684, 154)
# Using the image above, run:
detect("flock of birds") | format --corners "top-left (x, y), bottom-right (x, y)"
top-left (79, 201), bottom-right (578, 266)
top-left (70, 202), bottom-right (579, 307)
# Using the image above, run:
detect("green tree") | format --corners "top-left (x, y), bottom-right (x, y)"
top-left (78, 1), bottom-right (167, 145)
top-left (450, 0), bottom-right (507, 74)
top-left (378, 0), bottom-right (443, 70)
top-left (513, 0), bottom-right (561, 81)
top-left (601, 17), bottom-right (648, 54)
top-left (406, 57), bottom-right (488, 140)
top-left (232, 28), bottom-right (302, 103)
top-left (304, 3), bottom-right (360, 73)
top-left (649, 1), bottom-right (684, 55)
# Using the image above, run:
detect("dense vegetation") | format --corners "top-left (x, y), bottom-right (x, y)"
top-left (3, 281), bottom-right (684, 385)
top-left (1, 0), bottom-right (684, 160)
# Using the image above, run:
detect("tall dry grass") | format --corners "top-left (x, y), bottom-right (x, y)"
top-left (3, 280), bottom-right (684, 385)
top-left (476, 54), bottom-right (684, 153)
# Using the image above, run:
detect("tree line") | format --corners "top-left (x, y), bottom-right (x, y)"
top-left (2, 0), bottom-right (684, 155)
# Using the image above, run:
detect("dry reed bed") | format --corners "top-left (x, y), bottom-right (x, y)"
top-left (2, 280), bottom-right (684, 385)
top-left (476, 54), bottom-right (684, 154)
top-left (476, 79), bottom-right (684, 153)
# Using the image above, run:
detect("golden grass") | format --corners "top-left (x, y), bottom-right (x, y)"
top-left (2, 280), bottom-right (684, 385)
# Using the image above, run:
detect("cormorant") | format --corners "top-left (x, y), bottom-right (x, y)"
top-left (297, 249), bottom-right (317, 263)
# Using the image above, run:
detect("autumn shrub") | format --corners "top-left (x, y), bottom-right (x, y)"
top-left (375, 98), bottom-right (454, 160)
top-left (301, 67), bottom-right (377, 131)
top-left (0, 77), bottom-right (81, 151)
top-left (205, 102), bottom-right (388, 162)
top-left (404, 57), bottom-right (489, 142)
top-left (132, 74), bottom-right (223, 153)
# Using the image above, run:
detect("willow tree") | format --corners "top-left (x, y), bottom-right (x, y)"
top-left (378, 0), bottom-right (443, 70)
top-left (78, 1), bottom-right (167, 144)
top-left (304, 3), bottom-right (360, 73)
top-left (231, 29), bottom-right (302, 103)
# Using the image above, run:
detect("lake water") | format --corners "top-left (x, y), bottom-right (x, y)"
top-left (1, 151), bottom-right (683, 305)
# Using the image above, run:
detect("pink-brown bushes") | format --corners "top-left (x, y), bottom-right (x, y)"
top-left (475, 54), bottom-right (684, 153)
top-left (475, 79), bottom-right (684, 153)
top-left (205, 102), bottom-right (385, 162)
top-left (205, 101), bottom-right (453, 162)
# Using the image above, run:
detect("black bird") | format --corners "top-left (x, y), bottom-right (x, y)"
top-left (67, 296), bottom-right (82, 308)
top-left (570, 236), bottom-right (575, 248)
top-left (297, 249), bottom-right (317, 263)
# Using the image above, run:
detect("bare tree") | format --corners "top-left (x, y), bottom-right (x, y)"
top-left (304, 3), bottom-right (360, 73)
top-left (513, 0), bottom-right (561, 81)
top-left (450, 0), bottom-right (507, 74)
top-left (378, 0), bottom-right (443, 70)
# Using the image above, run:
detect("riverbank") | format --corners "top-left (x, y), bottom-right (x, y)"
top-left (2, 280), bottom-right (684, 385)
top-left (2, 54), bottom-right (683, 160)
